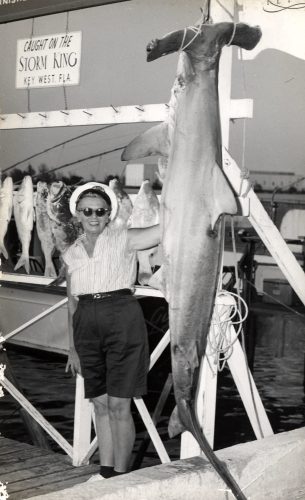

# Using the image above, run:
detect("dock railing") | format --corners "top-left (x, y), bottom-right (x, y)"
top-left (0, 285), bottom-right (173, 465)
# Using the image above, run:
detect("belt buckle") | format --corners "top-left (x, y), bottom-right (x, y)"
top-left (93, 293), bottom-right (102, 299)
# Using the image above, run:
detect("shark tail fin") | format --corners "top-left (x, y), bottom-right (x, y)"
top-left (173, 401), bottom-right (247, 500)
top-left (121, 123), bottom-right (169, 161)
top-left (14, 254), bottom-right (30, 274)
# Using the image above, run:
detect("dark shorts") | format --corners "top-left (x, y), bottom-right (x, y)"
top-left (73, 292), bottom-right (149, 399)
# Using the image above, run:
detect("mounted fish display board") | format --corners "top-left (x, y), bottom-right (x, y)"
top-left (122, 17), bottom-right (262, 500)
top-left (0, 175), bottom-right (160, 283)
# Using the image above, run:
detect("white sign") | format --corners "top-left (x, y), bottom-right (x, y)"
top-left (16, 31), bottom-right (82, 89)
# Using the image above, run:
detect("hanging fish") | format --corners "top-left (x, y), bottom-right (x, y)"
top-left (0, 177), bottom-right (13, 260)
top-left (35, 181), bottom-right (57, 278)
top-left (47, 181), bottom-right (80, 254)
top-left (130, 180), bottom-right (160, 285)
top-left (109, 178), bottom-right (133, 229)
top-left (122, 19), bottom-right (261, 500)
top-left (13, 175), bottom-right (34, 274)
top-left (156, 156), bottom-right (168, 186)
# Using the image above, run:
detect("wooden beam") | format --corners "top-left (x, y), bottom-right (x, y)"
top-left (133, 397), bottom-right (171, 464)
top-left (223, 147), bottom-right (305, 306)
top-left (2, 297), bottom-right (68, 342)
top-left (230, 99), bottom-right (253, 119)
top-left (0, 100), bottom-right (252, 130)
top-left (2, 377), bottom-right (73, 457)
top-left (0, 104), bottom-right (167, 130)
top-left (72, 375), bottom-right (94, 466)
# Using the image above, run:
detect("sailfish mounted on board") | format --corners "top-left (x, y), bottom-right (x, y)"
top-left (122, 18), bottom-right (261, 500)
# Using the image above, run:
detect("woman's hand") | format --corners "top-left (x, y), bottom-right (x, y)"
top-left (65, 347), bottom-right (82, 376)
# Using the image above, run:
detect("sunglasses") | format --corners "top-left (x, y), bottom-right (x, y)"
top-left (77, 207), bottom-right (110, 217)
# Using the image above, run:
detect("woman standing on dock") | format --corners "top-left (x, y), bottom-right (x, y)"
top-left (63, 182), bottom-right (160, 479)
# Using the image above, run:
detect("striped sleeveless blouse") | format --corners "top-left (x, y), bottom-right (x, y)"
top-left (62, 226), bottom-right (137, 296)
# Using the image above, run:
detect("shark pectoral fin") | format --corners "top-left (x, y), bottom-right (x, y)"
top-left (121, 123), bottom-right (169, 161)
top-left (211, 164), bottom-right (238, 230)
top-left (168, 405), bottom-right (185, 438)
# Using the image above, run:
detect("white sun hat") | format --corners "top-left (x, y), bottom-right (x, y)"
top-left (69, 182), bottom-right (118, 220)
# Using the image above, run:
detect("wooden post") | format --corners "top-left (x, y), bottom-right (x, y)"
top-left (72, 374), bottom-right (93, 466)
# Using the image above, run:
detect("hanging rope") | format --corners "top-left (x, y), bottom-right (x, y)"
top-left (62, 12), bottom-right (70, 111)
top-left (179, 2), bottom-right (211, 53)
top-left (200, 0), bottom-right (211, 24)
top-left (226, 22), bottom-right (237, 47)
top-left (27, 18), bottom-right (35, 113)
top-left (207, 220), bottom-right (248, 372)
top-left (208, 290), bottom-right (248, 372)
top-left (216, 0), bottom-right (234, 20)
top-left (179, 25), bottom-right (203, 52)
top-left (207, 218), bottom-right (248, 371)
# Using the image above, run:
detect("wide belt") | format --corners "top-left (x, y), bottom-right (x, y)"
top-left (78, 288), bottom-right (133, 301)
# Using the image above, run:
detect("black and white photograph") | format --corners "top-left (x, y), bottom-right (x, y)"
top-left (0, 1), bottom-right (304, 499)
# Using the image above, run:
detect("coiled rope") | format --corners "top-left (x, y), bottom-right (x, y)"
top-left (208, 290), bottom-right (248, 372)
top-left (207, 218), bottom-right (248, 373)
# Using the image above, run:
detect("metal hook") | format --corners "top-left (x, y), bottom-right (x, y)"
top-left (60, 110), bottom-right (70, 115)
top-left (17, 113), bottom-right (26, 119)
top-left (110, 104), bottom-right (119, 113)
top-left (82, 110), bottom-right (93, 116)
top-left (135, 105), bottom-right (145, 112)
top-left (38, 113), bottom-right (47, 118)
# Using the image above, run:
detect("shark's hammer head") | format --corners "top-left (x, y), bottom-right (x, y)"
top-left (146, 29), bottom-right (185, 62)
top-left (146, 22), bottom-right (262, 64)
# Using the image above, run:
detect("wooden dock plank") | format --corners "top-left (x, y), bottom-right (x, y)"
top-left (0, 438), bottom-right (35, 456)
top-left (0, 445), bottom-right (50, 461)
top-left (10, 473), bottom-right (98, 500)
top-left (3, 460), bottom-right (75, 483)
top-left (8, 467), bottom-right (100, 499)
top-left (0, 437), bottom-right (99, 499)
top-left (0, 452), bottom-right (71, 475)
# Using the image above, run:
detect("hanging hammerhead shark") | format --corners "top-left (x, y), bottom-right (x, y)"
top-left (122, 18), bottom-right (261, 500)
